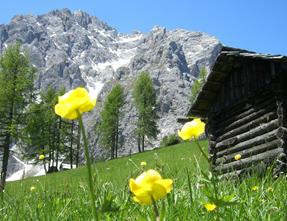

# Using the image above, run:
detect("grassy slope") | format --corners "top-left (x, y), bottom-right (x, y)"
top-left (6, 141), bottom-right (208, 193)
top-left (2, 140), bottom-right (287, 220)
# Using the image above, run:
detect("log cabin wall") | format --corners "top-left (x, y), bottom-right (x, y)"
top-left (206, 59), bottom-right (285, 176)
top-left (276, 63), bottom-right (287, 158)
top-left (273, 63), bottom-right (287, 174)
top-left (279, 63), bottom-right (287, 130)
top-left (189, 47), bottom-right (287, 177)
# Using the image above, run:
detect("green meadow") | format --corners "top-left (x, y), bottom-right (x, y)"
top-left (2, 141), bottom-right (287, 220)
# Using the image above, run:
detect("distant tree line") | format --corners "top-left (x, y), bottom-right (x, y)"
top-left (23, 87), bottom-right (82, 173)
top-left (0, 43), bottom-right (36, 192)
top-left (98, 72), bottom-right (159, 158)
top-left (0, 42), bottom-right (207, 192)
top-left (0, 43), bottom-right (82, 192)
top-left (0, 42), bottom-right (160, 192)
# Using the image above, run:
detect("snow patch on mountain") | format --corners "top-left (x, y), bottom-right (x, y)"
top-left (0, 9), bottom-right (222, 178)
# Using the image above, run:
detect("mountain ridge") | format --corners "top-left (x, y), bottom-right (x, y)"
top-left (0, 8), bottom-right (222, 162)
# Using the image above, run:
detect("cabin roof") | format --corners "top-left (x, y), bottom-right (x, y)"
top-left (188, 46), bottom-right (287, 118)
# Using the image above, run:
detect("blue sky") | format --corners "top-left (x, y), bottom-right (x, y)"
top-left (0, 0), bottom-right (286, 55)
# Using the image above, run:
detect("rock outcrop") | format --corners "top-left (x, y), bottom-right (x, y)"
top-left (0, 9), bottom-right (222, 159)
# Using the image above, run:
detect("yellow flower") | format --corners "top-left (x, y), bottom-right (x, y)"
top-left (39, 154), bottom-right (45, 160)
top-left (140, 161), bottom-right (147, 166)
top-left (129, 169), bottom-right (173, 205)
top-left (267, 187), bottom-right (273, 192)
top-left (54, 87), bottom-right (96, 120)
top-left (251, 186), bottom-right (259, 191)
top-left (234, 154), bottom-right (241, 161)
top-left (204, 203), bottom-right (216, 212)
top-left (178, 118), bottom-right (205, 140)
top-left (30, 186), bottom-right (36, 192)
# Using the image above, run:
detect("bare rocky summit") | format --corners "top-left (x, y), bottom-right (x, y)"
top-left (0, 9), bottom-right (222, 159)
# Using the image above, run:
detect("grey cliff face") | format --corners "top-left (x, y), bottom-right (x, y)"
top-left (0, 9), bottom-right (222, 158)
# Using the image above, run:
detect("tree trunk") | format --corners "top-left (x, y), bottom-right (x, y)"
top-left (41, 145), bottom-right (47, 174)
top-left (115, 118), bottom-right (119, 158)
top-left (69, 122), bottom-right (74, 169)
top-left (0, 133), bottom-right (11, 193)
top-left (0, 61), bottom-right (17, 192)
top-left (76, 123), bottom-right (81, 168)
top-left (111, 145), bottom-right (114, 159)
top-left (137, 134), bottom-right (141, 153)
top-left (51, 124), bottom-right (56, 168)
top-left (142, 134), bottom-right (145, 152)
top-left (55, 118), bottom-right (62, 169)
top-left (51, 148), bottom-right (55, 168)
top-left (48, 150), bottom-right (51, 169)
top-left (43, 159), bottom-right (47, 174)
top-left (111, 132), bottom-right (115, 159)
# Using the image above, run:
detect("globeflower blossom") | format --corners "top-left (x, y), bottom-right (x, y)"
top-left (129, 169), bottom-right (173, 205)
top-left (251, 186), bottom-right (259, 191)
top-left (234, 154), bottom-right (241, 161)
top-left (204, 203), bottom-right (217, 212)
top-left (54, 87), bottom-right (98, 219)
top-left (178, 118), bottom-right (205, 140)
top-left (54, 87), bottom-right (96, 120)
top-left (267, 187), bottom-right (274, 192)
top-left (30, 186), bottom-right (36, 192)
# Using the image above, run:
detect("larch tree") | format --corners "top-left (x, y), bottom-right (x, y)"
top-left (132, 72), bottom-right (158, 152)
top-left (23, 102), bottom-right (49, 173)
top-left (24, 87), bottom-right (78, 172)
top-left (190, 67), bottom-right (207, 104)
top-left (99, 83), bottom-right (124, 159)
top-left (36, 87), bottom-right (70, 172)
top-left (0, 43), bottom-right (36, 192)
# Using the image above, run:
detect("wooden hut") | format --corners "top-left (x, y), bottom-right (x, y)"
top-left (189, 46), bottom-right (287, 177)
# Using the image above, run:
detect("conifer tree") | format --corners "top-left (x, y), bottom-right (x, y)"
top-left (24, 102), bottom-right (49, 172)
top-left (190, 67), bottom-right (207, 104)
top-left (24, 87), bottom-right (79, 172)
top-left (99, 83), bottom-right (124, 159)
top-left (0, 43), bottom-right (36, 192)
top-left (133, 72), bottom-right (158, 152)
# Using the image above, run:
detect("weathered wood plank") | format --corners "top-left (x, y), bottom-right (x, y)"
top-left (210, 94), bottom-right (276, 135)
top-left (196, 99), bottom-right (212, 110)
top-left (277, 127), bottom-right (287, 140)
top-left (216, 112), bottom-right (277, 142)
top-left (219, 169), bottom-right (243, 180)
top-left (210, 59), bottom-right (275, 118)
top-left (215, 148), bottom-right (283, 174)
top-left (207, 71), bottom-right (228, 82)
top-left (216, 112), bottom-right (277, 143)
top-left (215, 139), bottom-right (280, 165)
top-left (205, 81), bottom-right (222, 90)
top-left (215, 119), bottom-right (279, 150)
top-left (277, 101), bottom-right (284, 127)
top-left (177, 117), bottom-right (192, 123)
top-left (189, 109), bottom-right (207, 117)
top-left (216, 129), bottom-right (278, 158)
top-left (219, 160), bottom-right (273, 179)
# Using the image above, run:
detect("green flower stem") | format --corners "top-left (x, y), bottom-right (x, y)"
top-left (186, 168), bottom-right (193, 205)
top-left (195, 139), bottom-right (219, 220)
top-left (151, 196), bottom-right (160, 221)
top-left (194, 140), bottom-right (219, 200)
top-left (77, 111), bottom-right (98, 221)
top-left (195, 139), bottom-right (209, 163)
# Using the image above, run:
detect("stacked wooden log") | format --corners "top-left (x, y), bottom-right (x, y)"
top-left (189, 47), bottom-right (287, 177)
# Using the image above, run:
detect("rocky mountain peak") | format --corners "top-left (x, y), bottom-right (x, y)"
top-left (0, 9), bottom-right (222, 158)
